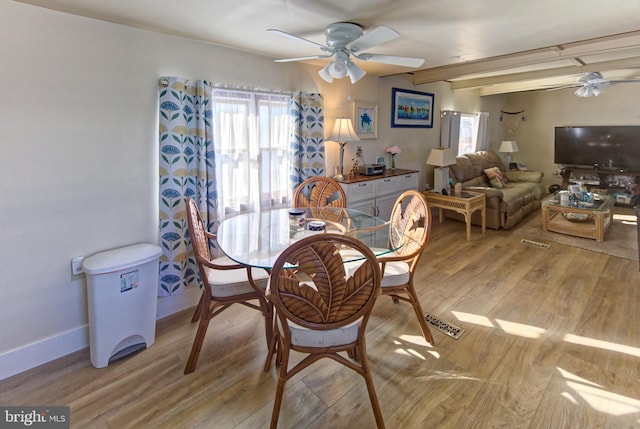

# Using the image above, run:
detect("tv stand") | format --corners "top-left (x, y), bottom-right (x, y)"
top-left (560, 166), bottom-right (640, 204)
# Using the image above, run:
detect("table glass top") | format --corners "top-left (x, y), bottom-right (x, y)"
top-left (542, 191), bottom-right (614, 211)
top-left (216, 207), bottom-right (398, 269)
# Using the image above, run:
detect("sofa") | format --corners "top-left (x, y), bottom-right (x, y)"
top-left (447, 150), bottom-right (546, 230)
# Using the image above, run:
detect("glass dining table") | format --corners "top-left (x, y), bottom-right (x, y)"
top-left (216, 206), bottom-right (413, 372)
top-left (216, 207), bottom-right (398, 270)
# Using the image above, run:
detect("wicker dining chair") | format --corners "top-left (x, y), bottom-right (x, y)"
top-left (377, 190), bottom-right (435, 345)
top-left (293, 176), bottom-right (347, 223)
top-left (184, 198), bottom-right (271, 374)
top-left (266, 233), bottom-right (385, 429)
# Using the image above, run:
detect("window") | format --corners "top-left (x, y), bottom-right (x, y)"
top-left (440, 110), bottom-right (488, 156)
top-left (212, 89), bottom-right (292, 215)
top-left (457, 113), bottom-right (480, 156)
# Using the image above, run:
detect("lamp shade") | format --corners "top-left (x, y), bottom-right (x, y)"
top-left (499, 141), bottom-right (519, 153)
top-left (426, 147), bottom-right (456, 167)
top-left (328, 118), bottom-right (360, 143)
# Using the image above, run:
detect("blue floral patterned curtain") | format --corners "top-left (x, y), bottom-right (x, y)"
top-left (289, 92), bottom-right (324, 191)
top-left (158, 77), bottom-right (218, 296)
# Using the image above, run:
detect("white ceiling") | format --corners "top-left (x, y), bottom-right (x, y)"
top-left (16, 0), bottom-right (640, 95)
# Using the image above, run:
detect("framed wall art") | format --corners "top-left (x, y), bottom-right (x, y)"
top-left (353, 101), bottom-right (378, 139)
top-left (391, 88), bottom-right (434, 128)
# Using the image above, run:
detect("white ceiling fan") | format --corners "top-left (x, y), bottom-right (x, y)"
top-left (268, 22), bottom-right (425, 83)
top-left (553, 71), bottom-right (640, 97)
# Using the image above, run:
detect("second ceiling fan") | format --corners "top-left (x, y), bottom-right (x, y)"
top-left (553, 71), bottom-right (640, 97)
top-left (268, 22), bottom-right (425, 83)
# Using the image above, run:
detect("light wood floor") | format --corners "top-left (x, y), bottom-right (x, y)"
top-left (2, 212), bottom-right (639, 428)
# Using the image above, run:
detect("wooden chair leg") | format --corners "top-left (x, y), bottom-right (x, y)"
top-left (347, 347), bottom-right (359, 361)
top-left (270, 346), bottom-right (290, 429)
top-left (406, 284), bottom-right (434, 345)
top-left (190, 293), bottom-right (205, 323)
top-left (263, 299), bottom-right (274, 349)
top-left (264, 330), bottom-right (279, 372)
top-left (184, 314), bottom-right (211, 374)
top-left (359, 343), bottom-right (385, 429)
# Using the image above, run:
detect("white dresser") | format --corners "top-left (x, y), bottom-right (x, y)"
top-left (338, 169), bottom-right (419, 220)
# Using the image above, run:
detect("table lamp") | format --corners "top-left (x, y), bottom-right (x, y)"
top-left (499, 140), bottom-right (519, 166)
top-left (328, 118), bottom-right (360, 180)
top-left (426, 147), bottom-right (456, 194)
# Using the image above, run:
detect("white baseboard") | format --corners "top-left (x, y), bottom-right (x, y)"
top-left (0, 289), bottom-right (200, 381)
top-left (0, 326), bottom-right (89, 381)
top-left (156, 287), bottom-right (200, 319)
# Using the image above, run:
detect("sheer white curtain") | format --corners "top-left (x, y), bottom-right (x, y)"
top-left (441, 110), bottom-right (489, 155)
top-left (212, 88), bottom-right (292, 217)
top-left (474, 112), bottom-right (490, 151)
top-left (440, 110), bottom-right (461, 153)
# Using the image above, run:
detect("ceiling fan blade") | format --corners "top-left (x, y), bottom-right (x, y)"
top-left (267, 29), bottom-right (328, 51)
top-left (274, 55), bottom-right (331, 63)
top-left (546, 83), bottom-right (581, 91)
top-left (346, 26), bottom-right (399, 53)
top-left (608, 78), bottom-right (640, 84)
top-left (356, 53), bottom-right (424, 68)
top-left (588, 78), bottom-right (612, 85)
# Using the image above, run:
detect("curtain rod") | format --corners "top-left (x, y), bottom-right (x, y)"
top-left (158, 77), bottom-right (291, 96)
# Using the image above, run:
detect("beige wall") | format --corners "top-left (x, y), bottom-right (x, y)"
top-left (491, 85), bottom-right (640, 190)
top-left (0, 1), bottom-right (323, 377)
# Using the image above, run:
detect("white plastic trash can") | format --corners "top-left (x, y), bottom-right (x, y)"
top-left (82, 243), bottom-right (162, 368)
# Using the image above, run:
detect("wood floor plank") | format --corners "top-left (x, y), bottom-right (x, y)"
top-left (2, 212), bottom-right (639, 428)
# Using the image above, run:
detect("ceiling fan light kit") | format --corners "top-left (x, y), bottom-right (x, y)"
top-left (269, 22), bottom-right (424, 84)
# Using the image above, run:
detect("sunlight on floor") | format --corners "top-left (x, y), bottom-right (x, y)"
top-left (558, 368), bottom-right (640, 417)
top-left (563, 333), bottom-right (640, 358)
top-left (449, 311), bottom-right (640, 418)
top-left (451, 311), bottom-right (495, 328)
top-left (494, 319), bottom-right (546, 339)
top-left (393, 335), bottom-right (437, 360)
top-left (613, 213), bottom-right (637, 226)
top-left (451, 311), bottom-right (640, 358)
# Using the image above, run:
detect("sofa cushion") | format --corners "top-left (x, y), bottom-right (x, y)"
top-left (449, 156), bottom-right (475, 183)
top-left (503, 170), bottom-right (543, 183)
top-left (450, 150), bottom-right (507, 183)
top-left (484, 167), bottom-right (507, 189)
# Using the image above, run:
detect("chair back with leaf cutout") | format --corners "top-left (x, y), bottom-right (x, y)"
top-left (268, 233), bottom-right (380, 331)
top-left (388, 190), bottom-right (432, 263)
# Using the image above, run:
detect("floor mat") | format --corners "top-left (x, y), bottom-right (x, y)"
top-left (425, 313), bottom-right (465, 340)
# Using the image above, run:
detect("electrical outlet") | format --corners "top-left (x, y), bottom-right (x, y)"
top-left (71, 256), bottom-right (85, 275)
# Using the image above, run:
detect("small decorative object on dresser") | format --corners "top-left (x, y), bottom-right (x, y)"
top-left (386, 145), bottom-right (401, 170)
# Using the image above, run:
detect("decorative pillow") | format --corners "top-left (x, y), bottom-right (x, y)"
top-left (484, 167), bottom-right (507, 189)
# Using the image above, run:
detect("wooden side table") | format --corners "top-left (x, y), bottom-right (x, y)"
top-left (424, 191), bottom-right (486, 241)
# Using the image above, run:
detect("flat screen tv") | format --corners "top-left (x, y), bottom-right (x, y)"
top-left (554, 126), bottom-right (640, 171)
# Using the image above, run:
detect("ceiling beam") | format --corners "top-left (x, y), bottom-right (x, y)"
top-left (412, 30), bottom-right (640, 85)
top-left (450, 56), bottom-right (640, 90)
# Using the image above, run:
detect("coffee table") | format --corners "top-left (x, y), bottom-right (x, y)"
top-left (424, 191), bottom-right (486, 241)
top-left (541, 192), bottom-right (614, 242)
